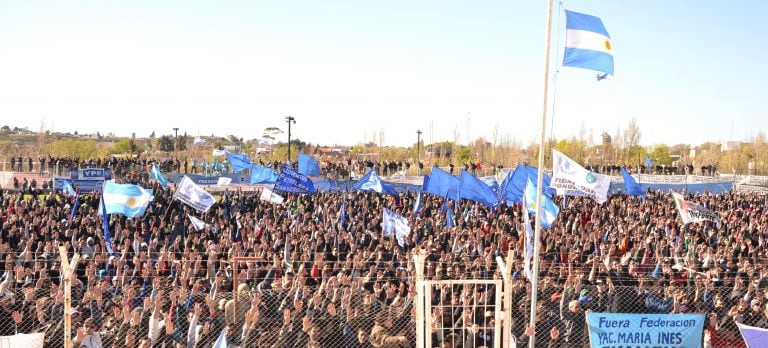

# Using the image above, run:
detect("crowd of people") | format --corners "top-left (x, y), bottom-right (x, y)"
top-left (0, 159), bottom-right (762, 347)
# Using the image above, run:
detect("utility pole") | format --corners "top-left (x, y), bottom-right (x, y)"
top-left (285, 116), bottom-right (296, 163)
top-left (417, 129), bottom-right (422, 176)
top-left (173, 127), bottom-right (179, 156)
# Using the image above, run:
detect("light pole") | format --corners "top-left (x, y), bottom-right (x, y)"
top-left (285, 116), bottom-right (295, 163)
top-left (416, 130), bottom-right (422, 176)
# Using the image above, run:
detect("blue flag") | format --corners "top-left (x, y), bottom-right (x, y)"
top-left (226, 152), bottom-right (253, 173)
top-left (275, 165), bottom-right (316, 193)
top-left (500, 164), bottom-right (555, 205)
top-left (298, 153), bottom-right (322, 176)
top-left (524, 178), bottom-right (559, 229)
top-left (563, 10), bottom-right (614, 76)
top-left (250, 165), bottom-right (279, 184)
top-left (60, 180), bottom-right (76, 196)
top-left (424, 166), bottom-right (460, 200)
top-left (352, 170), bottom-right (398, 197)
top-left (101, 196), bottom-right (114, 255)
top-left (441, 194), bottom-right (454, 228)
top-left (621, 167), bottom-right (646, 197)
top-left (738, 322), bottom-right (768, 348)
top-left (645, 155), bottom-right (654, 167)
top-left (150, 163), bottom-right (168, 188)
top-left (68, 194), bottom-right (80, 226)
top-left (459, 170), bottom-right (500, 208)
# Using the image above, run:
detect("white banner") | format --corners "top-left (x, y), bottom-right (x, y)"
top-left (382, 208), bottom-right (410, 247)
top-left (551, 149), bottom-right (610, 203)
top-left (736, 184), bottom-right (768, 195)
top-left (216, 177), bottom-right (232, 186)
top-left (672, 192), bottom-right (721, 226)
top-left (174, 176), bottom-right (216, 212)
top-left (212, 149), bottom-right (226, 157)
top-left (259, 186), bottom-right (285, 204)
top-left (0, 333), bottom-right (44, 348)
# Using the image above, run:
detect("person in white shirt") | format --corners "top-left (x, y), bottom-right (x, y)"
top-left (74, 317), bottom-right (103, 348)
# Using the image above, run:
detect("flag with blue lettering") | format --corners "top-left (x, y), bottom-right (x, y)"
top-left (738, 322), bottom-right (768, 347)
top-left (563, 10), bottom-right (614, 76)
top-left (101, 195), bottom-right (114, 255)
top-left (150, 163), bottom-right (168, 188)
top-left (298, 153), bottom-right (322, 176)
top-left (353, 170), bottom-right (398, 197)
top-left (250, 165), bottom-right (279, 184)
top-left (382, 208), bottom-right (410, 247)
top-left (645, 155), bottom-right (654, 167)
top-left (459, 170), bottom-right (500, 208)
top-left (275, 165), bottom-right (316, 194)
top-left (524, 178), bottom-right (559, 229)
top-left (226, 152), bottom-right (253, 173)
top-left (193, 137), bottom-right (205, 146)
top-left (500, 164), bottom-right (555, 205)
top-left (621, 167), bottom-right (646, 197)
top-left (60, 180), bottom-right (76, 196)
top-left (521, 193), bottom-right (534, 280)
top-left (425, 166), bottom-right (460, 200)
top-left (68, 194), bottom-right (80, 226)
top-left (174, 176), bottom-right (216, 212)
top-left (102, 181), bottom-right (153, 218)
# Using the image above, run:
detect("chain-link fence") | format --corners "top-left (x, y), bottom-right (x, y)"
top-left (0, 255), bottom-right (760, 348)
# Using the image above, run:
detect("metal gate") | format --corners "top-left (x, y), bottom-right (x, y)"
top-left (417, 279), bottom-right (503, 348)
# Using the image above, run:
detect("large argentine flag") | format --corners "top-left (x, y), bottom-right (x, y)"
top-left (563, 10), bottom-right (614, 76)
top-left (103, 181), bottom-right (153, 218)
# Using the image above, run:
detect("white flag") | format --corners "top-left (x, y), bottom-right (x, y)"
top-left (260, 186), bottom-right (284, 204)
top-left (672, 192), bottom-right (721, 226)
top-left (382, 208), bottom-right (410, 247)
top-left (174, 176), bottom-right (216, 212)
top-left (188, 215), bottom-right (210, 231)
top-left (521, 194), bottom-right (534, 281)
top-left (551, 149), bottom-right (610, 203)
top-left (212, 149), bottom-right (226, 157)
top-left (216, 177), bottom-right (232, 186)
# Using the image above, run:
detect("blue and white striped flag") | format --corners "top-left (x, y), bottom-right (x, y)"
top-left (524, 178), bottom-right (560, 229)
top-left (150, 163), bottom-right (168, 188)
top-left (102, 181), bottom-right (153, 218)
top-left (563, 10), bottom-right (614, 76)
top-left (412, 191), bottom-right (422, 217)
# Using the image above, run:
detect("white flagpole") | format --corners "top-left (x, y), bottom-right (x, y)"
top-left (529, 0), bottom-right (555, 347)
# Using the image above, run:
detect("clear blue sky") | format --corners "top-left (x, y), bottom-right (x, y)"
top-left (0, 0), bottom-right (765, 148)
